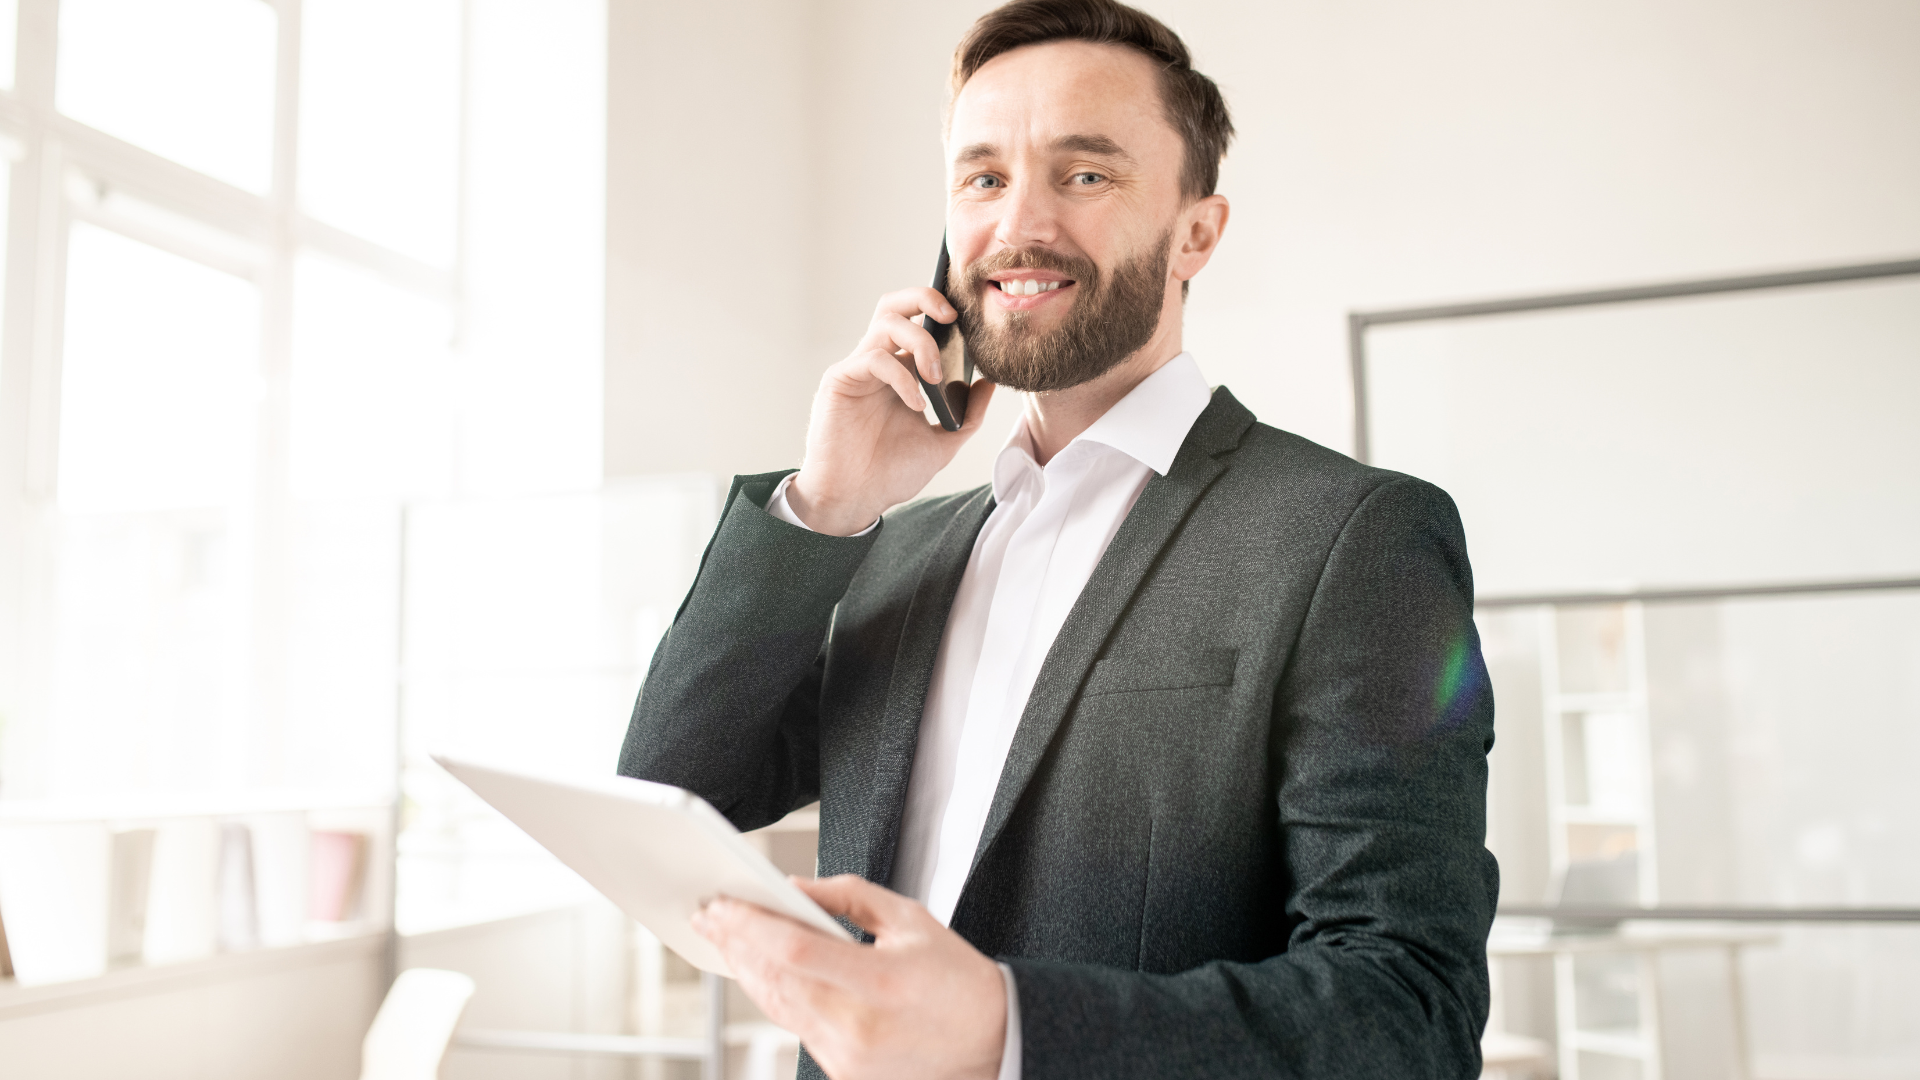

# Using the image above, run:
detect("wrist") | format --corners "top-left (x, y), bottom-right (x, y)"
top-left (786, 474), bottom-right (879, 537)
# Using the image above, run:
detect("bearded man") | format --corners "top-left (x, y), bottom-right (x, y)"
top-left (618, 1), bottom-right (1498, 1077)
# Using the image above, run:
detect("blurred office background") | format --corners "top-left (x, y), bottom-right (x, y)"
top-left (0, 1), bottom-right (1914, 1078)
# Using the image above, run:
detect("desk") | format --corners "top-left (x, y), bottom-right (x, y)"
top-left (1489, 923), bottom-right (1778, 1080)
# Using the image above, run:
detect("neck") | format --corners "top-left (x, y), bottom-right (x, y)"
top-left (1021, 314), bottom-right (1183, 466)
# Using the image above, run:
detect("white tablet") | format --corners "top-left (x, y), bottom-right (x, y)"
top-left (433, 754), bottom-right (853, 976)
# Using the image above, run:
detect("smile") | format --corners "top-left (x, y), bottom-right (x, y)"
top-left (991, 279), bottom-right (1070, 296)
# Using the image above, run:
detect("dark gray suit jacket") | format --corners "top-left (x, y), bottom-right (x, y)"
top-left (619, 388), bottom-right (1498, 1078)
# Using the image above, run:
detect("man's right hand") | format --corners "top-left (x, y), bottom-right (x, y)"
top-left (785, 287), bottom-right (997, 536)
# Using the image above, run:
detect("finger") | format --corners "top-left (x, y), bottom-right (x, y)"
top-left (873, 286), bottom-right (957, 327)
top-left (857, 348), bottom-right (929, 414)
top-left (868, 311), bottom-right (943, 384)
top-left (954, 379), bottom-right (998, 436)
top-left (795, 875), bottom-right (931, 943)
top-left (697, 895), bottom-right (874, 989)
top-left (695, 915), bottom-right (842, 1037)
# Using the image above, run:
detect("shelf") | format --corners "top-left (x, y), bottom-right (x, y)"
top-left (0, 930), bottom-right (385, 1020)
top-left (1570, 1028), bottom-right (1652, 1058)
top-left (1487, 926), bottom-right (1780, 957)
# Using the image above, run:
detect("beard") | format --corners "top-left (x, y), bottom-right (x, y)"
top-left (950, 232), bottom-right (1171, 394)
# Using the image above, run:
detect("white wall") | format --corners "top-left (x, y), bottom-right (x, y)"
top-left (604, 0), bottom-right (826, 481)
top-left (605, 0), bottom-right (1920, 486)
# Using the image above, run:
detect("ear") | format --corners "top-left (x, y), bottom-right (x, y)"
top-left (1171, 194), bottom-right (1230, 284)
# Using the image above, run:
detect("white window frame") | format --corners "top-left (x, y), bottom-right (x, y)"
top-left (0, 0), bottom-right (465, 791)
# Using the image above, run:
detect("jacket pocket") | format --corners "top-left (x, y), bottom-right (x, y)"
top-left (1082, 646), bottom-right (1238, 696)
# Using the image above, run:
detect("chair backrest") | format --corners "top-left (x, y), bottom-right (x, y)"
top-left (360, 968), bottom-right (478, 1080)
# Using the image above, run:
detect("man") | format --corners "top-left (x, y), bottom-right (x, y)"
top-left (619, 1), bottom-right (1498, 1076)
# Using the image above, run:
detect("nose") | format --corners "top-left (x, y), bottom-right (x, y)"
top-left (991, 177), bottom-right (1061, 251)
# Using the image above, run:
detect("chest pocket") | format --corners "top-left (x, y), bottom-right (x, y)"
top-left (1082, 646), bottom-right (1238, 696)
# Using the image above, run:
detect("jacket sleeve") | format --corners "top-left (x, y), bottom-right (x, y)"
top-left (1007, 476), bottom-right (1499, 1080)
top-left (617, 470), bottom-right (881, 832)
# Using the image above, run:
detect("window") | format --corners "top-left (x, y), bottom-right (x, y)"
top-left (0, 0), bottom-right (607, 984)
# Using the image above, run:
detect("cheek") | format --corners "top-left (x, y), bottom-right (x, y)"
top-left (1058, 199), bottom-right (1151, 270)
top-left (945, 204), bottom-right (997, 264)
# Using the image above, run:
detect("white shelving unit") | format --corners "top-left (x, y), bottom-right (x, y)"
top-left (1538, 601), bottom-right (1664, 1080)
top-left (0, 791), bottom-right (391, 987)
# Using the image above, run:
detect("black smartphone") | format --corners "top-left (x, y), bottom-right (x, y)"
top-left (917, 240), bottom-right (973, 431)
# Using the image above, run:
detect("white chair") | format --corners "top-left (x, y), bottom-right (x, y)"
top-left (1481, 1030), bottom-right (1552, 1079)
top-left (360, 968), bottom-right (479, 1080)
top-left (728, 1020), bottom-right (801, 1080)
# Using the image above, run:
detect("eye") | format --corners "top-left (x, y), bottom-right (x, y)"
top-left (970, 174), bottom-right (1004, 190)
top-left (1072, 171), bottom-right (1107, 186)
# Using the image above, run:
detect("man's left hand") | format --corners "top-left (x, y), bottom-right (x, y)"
top-left (690, 874), bottom-right (1007, 1080)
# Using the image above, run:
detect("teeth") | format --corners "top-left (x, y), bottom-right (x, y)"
top-left (999, 279), bottom-right (1066, 296)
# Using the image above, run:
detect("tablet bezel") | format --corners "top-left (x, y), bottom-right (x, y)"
top-left (432, 754), bottom-right (854, 975)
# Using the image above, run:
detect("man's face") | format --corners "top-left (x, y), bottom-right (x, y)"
top-left (945, 41), bottom-right (1190, 393)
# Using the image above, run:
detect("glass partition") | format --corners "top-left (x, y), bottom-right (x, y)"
top-left (1356, 262), bottom-right (1920, 1080)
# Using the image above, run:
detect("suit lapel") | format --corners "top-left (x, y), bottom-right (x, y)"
top-left (850, 485), bottom-right (996, 886)
top-left (965, 388), bottom-right (1256, 880)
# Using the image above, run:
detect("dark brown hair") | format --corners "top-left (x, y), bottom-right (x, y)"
top-left (951, 0), bottom-right (1234, 201)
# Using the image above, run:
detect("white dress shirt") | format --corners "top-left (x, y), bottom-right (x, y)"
top-left (768, 351), bottom-right (1214, 1080)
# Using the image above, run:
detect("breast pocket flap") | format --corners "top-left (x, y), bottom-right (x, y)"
top-left (1084, 646), bottom-right (1238, 696)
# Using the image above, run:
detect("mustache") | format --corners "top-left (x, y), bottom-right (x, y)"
top-left (956, 247), bottom-right (1100, 294)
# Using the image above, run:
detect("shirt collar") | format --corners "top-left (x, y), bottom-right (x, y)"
top-left (995, 352), bottom-right (1213, 496)
top-left (1074, 351), bottom-right (1213, 475)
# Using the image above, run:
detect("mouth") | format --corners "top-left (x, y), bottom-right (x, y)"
top-left (987, 272), bottom-right (1076, 311)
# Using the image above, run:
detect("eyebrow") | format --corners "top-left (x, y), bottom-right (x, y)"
top-left (952, 133), bottom-right (1138, 169)
top-left (953, 142), bottom-right (1000, 167)
top-left (1052, 133), bottom-right (1136, 164)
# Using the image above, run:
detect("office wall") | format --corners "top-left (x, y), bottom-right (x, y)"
top-left (604, 0), bottom-right (1920, 486)
top-left (603, 0), bottom-right (825, 481)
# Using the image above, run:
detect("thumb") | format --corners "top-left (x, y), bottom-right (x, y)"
top-left (795, 874), bottom-right (927, 941)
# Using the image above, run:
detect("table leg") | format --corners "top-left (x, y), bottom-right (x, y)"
top-left (703, 970), bottom-right (727, 1080)
top-left (1725, 945), bottom-right (1753, 1080)
top-left (1554, 952), bottom-right (1580, 1080)
top-left (1636, 950), bottom-right (1664, 1080)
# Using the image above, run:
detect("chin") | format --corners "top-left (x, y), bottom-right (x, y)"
top-left (992, 307), bottom-right (1062, 333)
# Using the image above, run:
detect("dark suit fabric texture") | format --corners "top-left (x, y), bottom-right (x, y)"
top-left (619, 388), bottom-right (1499, 1079)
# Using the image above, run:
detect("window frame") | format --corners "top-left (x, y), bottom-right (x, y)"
top-left (0, 0), bottom-right (464, 795)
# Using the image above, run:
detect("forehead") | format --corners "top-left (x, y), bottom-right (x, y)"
top-left (948, 40), bottom-right (1179, 166)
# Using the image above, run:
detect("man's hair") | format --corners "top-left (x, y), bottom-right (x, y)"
top-left (951, 0), bottom-right (1234, 201)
